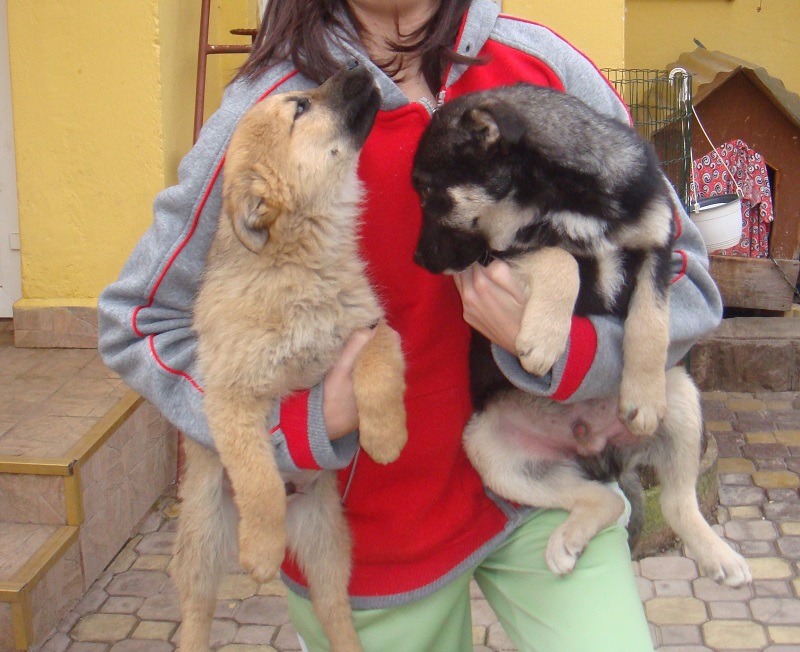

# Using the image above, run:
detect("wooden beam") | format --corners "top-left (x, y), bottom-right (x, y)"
top-left (709, 256), bottom-right (800, 311)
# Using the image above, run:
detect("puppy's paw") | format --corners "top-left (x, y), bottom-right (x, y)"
top-left (516, 327), bottom-right (568, 377)
top-left (619, 402), bottom-right (664, 437)
top-left (695, 543), bottom-right (752, 587)
top-left (238, 526), bottom-right (285, 584)
top-left (545, 523), bottom-right (587, 576)
top-left (619, 382), bottom-right (666, 437)
top-left (360, 422), bottom-right (408, 465)
top-left (358, 395), bottom-right (408, 464)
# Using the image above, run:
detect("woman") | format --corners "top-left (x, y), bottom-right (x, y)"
top-left (98, 1), bottom-right (722, 649)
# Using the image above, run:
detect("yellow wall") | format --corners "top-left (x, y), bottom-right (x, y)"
top-left (626, 0), bottom-right (800, 95)
top-left (159, 0), bottom-right (202, 188)
top-left (6, 1), bottom-right (260, 307)
top-left (7, 0), bottom-right (794, 315)
top-left (7, 1), bottom-right (166, 302)
top-left (504, 0), bottom-right (626, 69)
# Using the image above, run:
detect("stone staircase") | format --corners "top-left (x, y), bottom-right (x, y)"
top-left (0, 326), bottom-right (177, 651)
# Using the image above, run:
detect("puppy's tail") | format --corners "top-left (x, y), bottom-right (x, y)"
top-left (618, 466), bottom-right (645, 554)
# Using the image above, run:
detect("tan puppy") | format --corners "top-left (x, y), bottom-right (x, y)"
top-left (171, 65), bottom-right (408, 652)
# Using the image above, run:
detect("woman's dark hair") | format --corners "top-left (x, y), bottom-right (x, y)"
top-left (234, 0), bottom-right (479, 94)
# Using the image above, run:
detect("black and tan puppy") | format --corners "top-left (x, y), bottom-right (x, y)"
top-left (412, 84), bottom-right (750, 585)
top-left (173, 65), bottom-right (408, 652)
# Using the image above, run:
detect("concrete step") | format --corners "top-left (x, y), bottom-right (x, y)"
top-left (0, 343), bottom-right (178, 650)
top-left (690, 316), bottom-right (800, 392)
top-left (0, 524), bottom-right (81, 652)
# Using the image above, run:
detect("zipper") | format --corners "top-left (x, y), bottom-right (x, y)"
top-left (415, 2), bottom-right (467, 115)
top-left (340, 447), bottom-right (361, 505)
top-left (417, 88), bottom-right (447, 116)
top-left (417, 96), bottom-right (437, 115)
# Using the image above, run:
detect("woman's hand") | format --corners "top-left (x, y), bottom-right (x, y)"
top-left (322, 327), bottom-right (378, 440)
top-left (453, 260), bottom-right (526, 355)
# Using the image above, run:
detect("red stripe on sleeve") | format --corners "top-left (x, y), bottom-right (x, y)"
top-left (671, 250), bottom-right (688, 284)
top-left (148, 335), bottom-right (204, 393)
top-left (551, 316), bottom-right (597, 401)
top-left (278, 390), bottom-right (322, 470)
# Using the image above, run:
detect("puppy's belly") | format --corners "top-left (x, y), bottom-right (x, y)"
top-left (492, 394), bottom-right (638, 459)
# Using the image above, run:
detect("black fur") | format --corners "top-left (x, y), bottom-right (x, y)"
top-left (412, 84), bottom-right (677, 316)
top-left (413, 84), bottom-right (680, 541)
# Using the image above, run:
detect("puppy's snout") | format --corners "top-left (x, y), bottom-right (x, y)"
top-left (413, 248), bottom-right (430, 268)
top-left (329, 65), bottom-right (380, 147)
top-left (413, 236), bottom-right (444, 274)
top-left (324, 62), bottom-right (375, 101)
top-left (342, 66), bottom-right (376, 101)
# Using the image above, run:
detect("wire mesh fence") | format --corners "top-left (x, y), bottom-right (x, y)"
top-left (602, 68), bottom-right (693, 210)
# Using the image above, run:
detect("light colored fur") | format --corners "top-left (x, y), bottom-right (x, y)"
top-left (466, 364), bottom-right (751, 584)
top-left (448, 186), bottom-right (522, 253)
top-left (172, 70), bottom-right (407, 652)
top-left (512, 247), bottom-right (580, 378)
top-left (511, 244), bottom-right (669, 436)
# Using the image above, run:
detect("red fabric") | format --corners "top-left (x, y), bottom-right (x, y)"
top-left (551, 317), bottom-right (597, 401)
top-left (497, 14), bottom-right (633, 125)
top-left (281, 39), bottom-right (603, 598)
top-left (278, 390), bottom-right (321, 470)
top-left (692, 139), bottom-right (774, 257)
top-left (446, 39), bottom-right (564, 98)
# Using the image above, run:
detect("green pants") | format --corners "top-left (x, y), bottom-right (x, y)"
top-left (287, 508), bottom-right (654, 652)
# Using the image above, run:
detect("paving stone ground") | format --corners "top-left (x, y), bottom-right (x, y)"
top-left (38, 390), bottom-right (800, 651)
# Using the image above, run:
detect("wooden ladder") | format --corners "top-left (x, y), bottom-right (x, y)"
top-left (193, 0), bottom-right (257, 142)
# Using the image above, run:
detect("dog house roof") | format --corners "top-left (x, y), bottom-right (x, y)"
top-left (668, 48), bottom-right (800, 131)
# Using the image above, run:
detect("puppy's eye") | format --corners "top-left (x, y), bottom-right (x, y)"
top-left (294, 99), bottom-right (310, 119)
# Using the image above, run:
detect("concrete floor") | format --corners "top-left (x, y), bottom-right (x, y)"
top-left (32, 389), bottom-right (800, 651)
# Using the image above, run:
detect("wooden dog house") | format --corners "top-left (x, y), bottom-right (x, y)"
top-left (668, 49), bottom-right (800, 311)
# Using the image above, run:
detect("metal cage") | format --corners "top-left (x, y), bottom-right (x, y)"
top-left (602, 68), bottom-right (693, 210)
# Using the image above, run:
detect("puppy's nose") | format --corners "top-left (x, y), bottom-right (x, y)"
top-left (413, 249), bottom-right (433, 270)
top-left (343, 65), bottom-right (372, 98)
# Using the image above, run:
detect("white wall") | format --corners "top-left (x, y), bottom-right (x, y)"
top-left (0, 0), bottom-right (22, 317)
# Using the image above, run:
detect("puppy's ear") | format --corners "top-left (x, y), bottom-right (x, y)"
top-left (225, 173), bottom-right (282, 253)
top-left (462, 104), bottom-right (526, 147)
top-left (230, 198), bottom-right (274, 253)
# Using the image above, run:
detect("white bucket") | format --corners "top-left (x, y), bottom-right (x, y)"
top-left (690, 193), bottom-right (743, 253)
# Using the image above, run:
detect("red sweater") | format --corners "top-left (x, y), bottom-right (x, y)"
top-left (278, 35), bottom-right (588, 602)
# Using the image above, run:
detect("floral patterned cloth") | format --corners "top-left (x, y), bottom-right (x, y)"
top-left (691, 139), bottom-right (774, 257)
